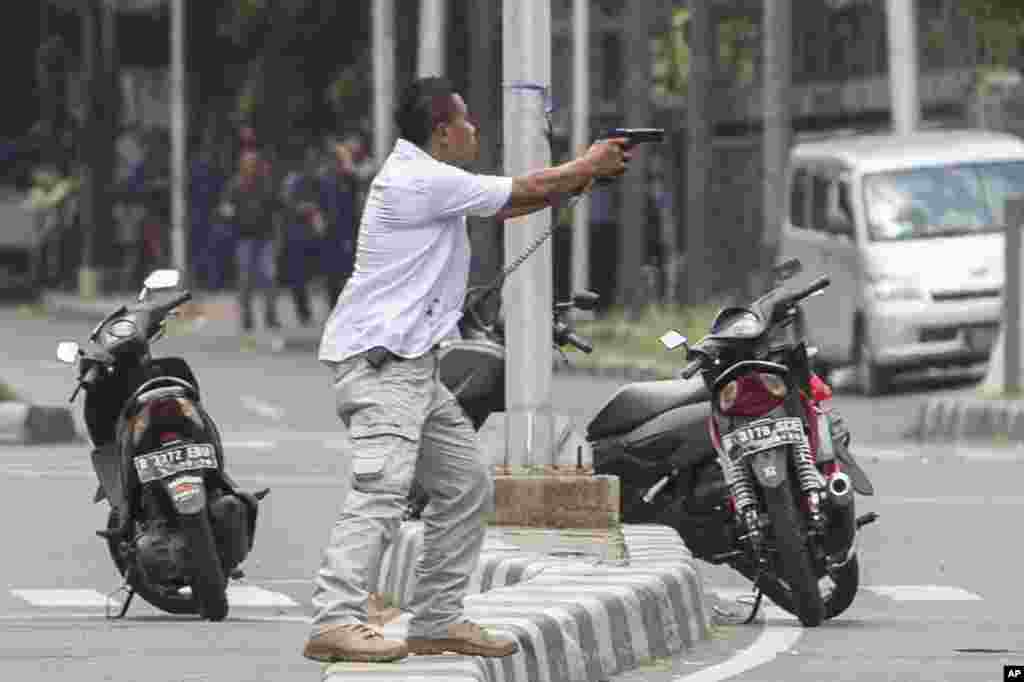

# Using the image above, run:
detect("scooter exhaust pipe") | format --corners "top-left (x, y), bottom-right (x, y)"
top-left (826, 471), bottom-right (853, 507)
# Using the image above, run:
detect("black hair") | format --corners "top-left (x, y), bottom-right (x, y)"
top-left (395, 76), bottom-right (458, 148)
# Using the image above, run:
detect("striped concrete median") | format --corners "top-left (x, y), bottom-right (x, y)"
top-left (0, 399), bottom-right (80, 444)
top-left (910, 395), bottom-right (1024, 443)
top-left (323, 522), bottom-right (708, 682)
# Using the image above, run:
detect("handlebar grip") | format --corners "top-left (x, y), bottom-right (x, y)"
top-left (153, 291), bottom-right (193, 319)
top-left (565, 332), bottom-right (594, 354)
top-left (680, 358), bottom-right (703, 380)
top-left (167, 291), bottom-right (193, 309)
top-left (795, 275), bottom-right (830, 301)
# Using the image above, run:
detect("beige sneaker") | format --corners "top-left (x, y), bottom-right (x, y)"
top-left (407, 621), bottom-right (519, 657)
top-left (302, 623), bottom-right (409, 663)
top-left (367, 592), bottom-right (403, 626)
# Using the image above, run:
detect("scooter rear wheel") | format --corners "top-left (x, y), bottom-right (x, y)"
top-left (104, 507), bottom-right (199, 616)
top-left (824, 553), bottom-right (859, 620)
top-left (762, 482), bottom-right (826, 627)
top-left (180, 510), bottom-right (229, 621)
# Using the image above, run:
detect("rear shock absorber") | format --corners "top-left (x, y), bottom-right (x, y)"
top-left (724, 457), bottom-right (762, 554)
top-left (726, 457), bottom-right (757, 513)
top-left (792, 435), bottom-right (827, 531)
top-left (793, 435), bottom-right (825, 494)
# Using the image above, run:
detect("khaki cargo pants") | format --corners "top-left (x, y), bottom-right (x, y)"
top-left (310, 347), bottom-right (492, 638)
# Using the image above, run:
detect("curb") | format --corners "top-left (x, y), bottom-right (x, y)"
top-left (553, 363), bottom-right (665, 382)
top-left (42, 291), bottom-right (239, 323)
top-left (0, 401), bottom-right (81, 445)
top-left (324, 523), bottom-right (708, 682)
top-left (911, 395), bottom-right (1024, 443)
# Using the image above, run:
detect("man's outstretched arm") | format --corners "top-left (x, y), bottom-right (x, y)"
top-left (493, 139), bottom-right (627, 222)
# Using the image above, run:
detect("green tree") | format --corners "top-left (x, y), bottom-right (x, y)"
top-left (956, 0), bottom-right (1024, 67)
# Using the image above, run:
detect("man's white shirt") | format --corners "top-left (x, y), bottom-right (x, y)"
top-left (318, 139), bottom-right (514, 364)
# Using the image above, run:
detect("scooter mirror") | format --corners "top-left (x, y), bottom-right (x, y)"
top-left (143, 269), bottom-right (181, 291)
top-left (571, 290), bottom-right (600, 311)
top-left (659, 329), bottom-right (688, 350)
top-left (56, 341), bottom-right (80, 364)
top-left (772, 258), bottom-right (803, 283)
top-left (139, 269), bottom-right (182, 301)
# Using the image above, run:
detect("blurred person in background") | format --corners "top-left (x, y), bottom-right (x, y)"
top-left (318, 138), bottom-right (362, 307)
top-left (136, 128), bottom-right (172, 279)
top-left (189, 130), bottom-right (228, 291)
top-left (280, 143), bottom-right (325, 327)
top-left (218, 149), bottom-right (283, 333)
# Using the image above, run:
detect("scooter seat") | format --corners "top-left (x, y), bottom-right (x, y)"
top-left (587, 377), bottom-right (711, 440)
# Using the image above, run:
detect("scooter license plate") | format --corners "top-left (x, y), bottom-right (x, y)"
top-left (721, 417), bottom-right (805, 462)
top-left (134, 443), bottom-right (217, 484)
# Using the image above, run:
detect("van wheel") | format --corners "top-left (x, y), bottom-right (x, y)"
top-left (854, 326), bottom-right (889, 396)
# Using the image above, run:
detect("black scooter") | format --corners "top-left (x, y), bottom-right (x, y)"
top-left (56, 269), bottom-right (268, 621)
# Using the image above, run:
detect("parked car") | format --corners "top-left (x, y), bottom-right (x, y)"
top-left (0, 184), bottom-right (38, 300)
top-left (778, 129), bottom-right (1024, 395)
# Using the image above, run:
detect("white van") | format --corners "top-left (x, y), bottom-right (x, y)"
top-left (778, 129), bottom-right (1024, 394)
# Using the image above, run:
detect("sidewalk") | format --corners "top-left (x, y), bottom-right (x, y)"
top-left (43, 287), bottom-right (325, 352)
top-left (41, 288), bottom-right (665, 379)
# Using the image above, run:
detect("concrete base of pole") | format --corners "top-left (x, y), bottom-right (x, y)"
top-left (77, 267), bottom-right (99, 300)
top-left (492, 468), bottom-right (619, 528)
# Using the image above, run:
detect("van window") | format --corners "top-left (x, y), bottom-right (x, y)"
top-left (864, 161), bottom-right (1024, 241)
top-left (837, 180), bottom-right (854, 225)
top-left (789, 168), bottom-right (808, 228)
top-left (810, 173), bottom-right (830, 231)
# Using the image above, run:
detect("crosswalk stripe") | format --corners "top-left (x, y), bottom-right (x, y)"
top-left (225, 584), bottom-right (299, 607)
top-left (222, 440), bottom-right (276, 449)
top-left (9, 583), bottom-right (987, 610)
top-left (865, 585), bottom-right (983, 601)
top-left (11, 589), bottom-right (116, 608)
top-left (9, 586), bottom-right (300, 609)
top-left (711, 584), bottom-right (984, 603)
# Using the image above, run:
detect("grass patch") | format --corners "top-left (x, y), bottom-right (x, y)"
top-left (0, 381), bottom-right (19, 402)
top-left (567, 303), bottom-right (723, 378)
top-left (636, 655), bottom-right (674, 672)
top-left (977, 386), bottom-right (1024, 400)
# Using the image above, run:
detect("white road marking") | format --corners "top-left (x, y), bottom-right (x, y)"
top-left (891, 496), bottom-right (1024, 505)
top-left (11, 585), bottom-right (299, 610)
top-left (866, 585), bottom-right (983, 601)
top-left (240, 396), bottom-right (286, 422)
top-left (222, 440), bottom-right (276, 450)
top-left (711, 583), bottom-right (985, 603)
top-left (673, 604), bottom-right (801, 682)
top-left (225, 585), bottom-right (299, 608)
top-left (0, 612), bottom-right (311, 623)
top-left (710, 587), bottom-right (767, 604)
top-left (11, 589), bottom-right (117, 608)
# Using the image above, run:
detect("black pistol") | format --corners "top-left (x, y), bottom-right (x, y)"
top-left (603, 127), bottom-right (665, 148)
top-left (594, 128), bottom-right (665, 183)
